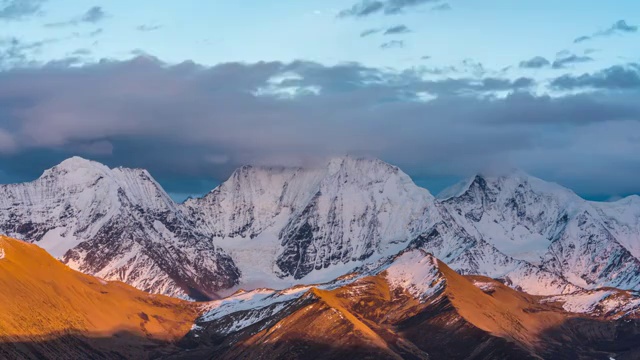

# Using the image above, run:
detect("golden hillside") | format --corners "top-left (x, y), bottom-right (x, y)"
top-left (0, 235), bottom-right (199, 358)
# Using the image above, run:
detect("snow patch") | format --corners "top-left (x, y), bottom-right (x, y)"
top-left (37, 227), bottom-right (81, 258)
top-left (199, 286), bottom-right (311, 334)
top-left (543, 290), bottom-right (640, 317)
top-left (201, 287), bottom-right (310, 323)
top-left (383, 250), bottom-right (445, 301)
top-left (473, 280), bottom-right (496, 292)
top-left (546, 290), bottom-right (614, 313)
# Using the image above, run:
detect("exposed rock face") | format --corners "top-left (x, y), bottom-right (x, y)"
top-left (0, 157), bottom-right (239, 300)
top-left (273, 157), bottom-right (437, 279)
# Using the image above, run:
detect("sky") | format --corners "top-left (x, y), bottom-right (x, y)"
top-left (1, 0), bottom-right (639, 201)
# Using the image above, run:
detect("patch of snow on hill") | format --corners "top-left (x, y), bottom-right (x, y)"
top-left (383, 250), bottom-right (445, 301)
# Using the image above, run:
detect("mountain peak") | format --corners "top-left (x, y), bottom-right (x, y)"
top-left (438, 169), bottom-right (579, 203)
top-left (40, 157), bottom-right (158, 191)
top-left (327, 155), bottom-right (398, 170)
top-left (55, 156), bottom-right (107, 171)
top-left (40, 156), bottom-right (112, 181)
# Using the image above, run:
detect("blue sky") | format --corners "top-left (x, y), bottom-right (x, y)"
top-left (1, 0), bottom-right (640, 201)
top-left (6, 0), bottom-right (639, 70)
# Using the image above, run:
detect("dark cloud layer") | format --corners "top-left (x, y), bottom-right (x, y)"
top-left (0, 57), bottom-right (638, 199)
top-left (339, 0), bottom-right (441, 17)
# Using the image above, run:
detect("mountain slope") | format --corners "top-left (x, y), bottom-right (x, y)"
top-left (0, 235), bottom-right (200, 359)
top-left (593, 195), bottom-right (640, 258)
top-left (440, 172), bottom-right (640, 292)
top-left (174, 250), bottom-right (640, 359)
top-left (0, 157), bottom-right (239, 300)
top-left (407, 207), bottom-right (578, 295)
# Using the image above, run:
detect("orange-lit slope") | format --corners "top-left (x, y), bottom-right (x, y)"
top-left (0, 235), bottom-right (198, 357)
top-left (195, 251), bottom-right (639, 360)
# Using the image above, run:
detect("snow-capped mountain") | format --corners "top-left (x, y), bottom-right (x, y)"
top-left (186, 157), bottom-right (574, 295)
top-left (0, 157), bottom-right (239, 300)
top-left (440, 171), bottom-right (640, 291)
top-left (1, 156), bottom-right (639, 300)
top-left (408, 210), bottom-right (578, 295)
top-left (185, 156), bottom-right (437, 283)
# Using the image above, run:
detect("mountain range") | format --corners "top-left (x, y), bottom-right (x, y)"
top-left (1, 156), bottom-right (639, 301)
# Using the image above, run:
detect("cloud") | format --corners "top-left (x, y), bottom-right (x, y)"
top-left (551, 64), bottom-right (640, 90)
top-left (0, 57), bottom-right (638, 198)
top-left (88, 28), bottom-right (103, 37)
top-left (552, 54), bottom-right (593, 69)
top-left (574, 19), bottom-right (638, 43)
top-left (609, 19), bottom-right (638, 33)
top-left (519, 56), bottom-right (550, 69)
top-left (137, 24), bottom-right (162, 32)
top-left (70, 48), bottom-right (91, 56)
top-left (45, 5), bottom-right (107, 27)
top-left (361, 25), bottom-right (411, 37)
top-left (338, 0), bottom-right (384, 17)
top-left (431, 3), bottom-right (451, 11)
top-left (461, 59), bottom-right (486, 77)
top-left (0, 0), bottom-right (45, 20)
top-left (380, 40), bottom-right (404, 49)
top-left (339, 0), bottom-right (441, 17)
top-left (81, 6), bottom-right (105, 23)
top-left (384, 25), bottom-right (411, 35)
top-left (573, 36), bottom-right (591, 44)
top-left (360, 28), bottom-right (381, 37)
top-left (0, 37), bottom-right (54, 68)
